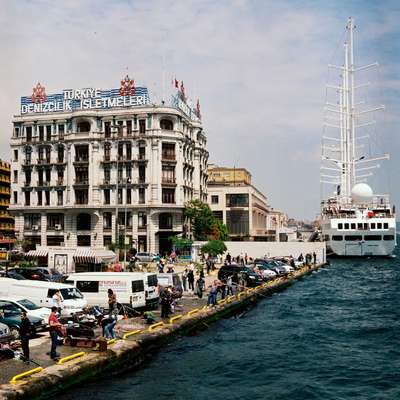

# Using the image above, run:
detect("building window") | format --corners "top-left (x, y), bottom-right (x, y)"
top-left (332, 235), bottom-right (343, 241)
top-left (39, 125), bottom-right (44, 141)
top-left (138, 212), bottom-right (147, 229)
top-left (13, 149), bottom-right (18, 161)
top-left (162, 166), bottom-right (175, 183)
top-left (344, 235), bottom-right (362, 241)
top-left (24, 213), bottom-right (41, 231)
top-left (46, 125), bottom-right (52, 141)
top-left (75, 189), bottom-right (88, 204)
top-left (118, 188), bottom-right (123, 204)
top-left (13, 170), bottom-right (18, 183)
top-left (26, 126), bottom-right (32, 142)
top-left (104, 166), bottom-right (111, 182)
top-left (13, 191), bottom-right (17, 204)
top-left (77, 213), bottom-right (91, 230)
top-left (371, 223), bottom-right (376, 229)
top-left (159, 213), bottom-right (173, 229)
top-left (139, 119), bottom-right (146, 134)
top-left (57, 191), bottom-right (63, 206)
top-left (160, 119), bottom-right (173, 130)
top-left (126, 120), bottom-right (132, 135)
top-left (75, 145), bottom-right (89, 162)
top-left (126, 189), bottom-right (131, 204)
top-left (103, 212), bottom-right (112, 230)
top-left (58, 124), bottom-right (65, 137)
top-left (226, 210), bottom-right (249, 236)
top-left (37, 191), bottom-right (42, 206)
top-left (45, 191), bottom-right (50, 206)
top-left (47, 236), bottom-right (64, 246)
top-left (138, 165), bottom-right (146, 183)
top-left (383, 223), bottom-right (389, 229)
top-left (77, 235), bottom-right (91, 247)
top-left (118, 212), bottom-right (132, 228)
top-left (344, 223), bottom-right (349, 229)
top-left (57, 146), bottom-right (64, 163)
top-left (77, 121), bottom-right (91, 133)
top-left (47, 214), bottom-right (64, 231)
top-left (104, 121), bottom-right (111, 137)
top-left (162, 143), bottom-right (175, 160)
top-left (226, 193), bottom-right (249, 207)
top-left (213, 211), bottom-right (223, 221)
top-left (103, 236), bottom-right (112, 247)
top-left (211, 195), bottom-right (219, 204)
top-left (364, 235), bottom-right (382, 241)
top-left (126, 142), bottom-right (132, 160)
top-left (104, 189), bottom-right (110, 205)
top-left (384, 235), bottom-right (395, 241)
top-left (351, 223), bottom-right (356, 229)
top-left (24, 192), bottom-right (30, 206)
top-left (139, 188), bottom-right (145, 204)
top-left (139, 146), bottom-right (146, 160)
top-left (377, 223), bottom-right (382, 229)
top-left (162, 188), bottom-right (175, 204)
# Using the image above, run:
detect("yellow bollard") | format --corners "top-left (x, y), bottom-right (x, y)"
top-left (169, 315), bottom-right (183, 324)
top-left (122, 329), bottom-right (142, 340)
top-left (57, 352), bottom-right (86, 365)
top-left (10, 367), bottom-right (43, 384)
top-left (148, 321), bottom-right (164, 332)
top-left (187, 308), bottom-right (199, 316)
top-left (238, 291), bottom-right (247, 299)
top-left (201, 305), bottom-right (210, 311)
top-left (217, 299), bottom-right (226, 305)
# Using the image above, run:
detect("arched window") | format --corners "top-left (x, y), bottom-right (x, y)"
top-left (159, 213), bottom-right (173, 229)
top-left (77, 213), bottom-right (91, 230)
top-left (160, 119), bottom-right (173, 130)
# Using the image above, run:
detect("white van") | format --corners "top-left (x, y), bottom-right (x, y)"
top-left (66, 272), bottom-right (148, 310)
top-left (0, 278), bottom-right (87, 316)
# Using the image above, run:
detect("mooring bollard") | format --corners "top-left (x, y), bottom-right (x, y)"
top-left (148, 322), bottom-right (164, 332)
top-left (187, 308), bottom-right (199, 316)
top-left (57, 352), bottom-right (86, 365)
top-left (122, 329), bottom-right (142, 340)
top-left (169, 315), bottom-right (183, 324)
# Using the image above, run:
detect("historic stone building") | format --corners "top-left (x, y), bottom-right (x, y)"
top-left (10, 79), bottom-right (208, 269)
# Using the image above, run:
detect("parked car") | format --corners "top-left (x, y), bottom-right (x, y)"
top-left (23, 267), bottom-right (64, 282)
top-left (218, 264), bottom-right (263, 287)
top-left (0, 322), bottom-right (13, 344)
top-left (250, 263), bottom-right (277, 280)
top-left (254, 259), bottom-right (289, 276)
top-left (135, 252), bottom-right (157, 263)
top-left (0, 270), bottom-right (26, 280)
top-left (15, 268), bottom-right (50, 281)
top-left (0, 296), bottom-right (51, 322)
top-left (0, 300), bottom-right (47, 338)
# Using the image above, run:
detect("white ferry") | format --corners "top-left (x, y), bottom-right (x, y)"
top-left (320, 17), bottom-right (396, 257)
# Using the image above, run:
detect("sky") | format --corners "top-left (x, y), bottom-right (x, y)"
top-left (0, 0), bottom-right (399, 219)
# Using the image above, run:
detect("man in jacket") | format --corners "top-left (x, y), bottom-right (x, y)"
top-left (20, 312), bottom-right (32, 363)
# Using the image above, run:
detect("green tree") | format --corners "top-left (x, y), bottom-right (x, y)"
top-left (201, 240), bottom-right (227, 257)
top-left (184, 199), bottom-right (228, 241)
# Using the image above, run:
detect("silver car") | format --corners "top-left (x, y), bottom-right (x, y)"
top-left (0, 322), bottom-right (13, 344)
top-left (135, 252), bottom-right (156, 263)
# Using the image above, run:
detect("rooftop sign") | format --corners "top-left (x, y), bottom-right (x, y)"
top-left (20, 76), bottom-right (150, 114)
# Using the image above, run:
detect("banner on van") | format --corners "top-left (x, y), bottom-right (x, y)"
top-left (99, 280), bottom-right (127, 292)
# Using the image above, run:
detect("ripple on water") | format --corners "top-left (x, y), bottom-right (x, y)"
top-left (58, 251), bottom-right (400, 400)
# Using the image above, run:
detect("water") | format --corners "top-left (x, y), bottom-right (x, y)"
top-left (60, 250), bottom-right (400, 400)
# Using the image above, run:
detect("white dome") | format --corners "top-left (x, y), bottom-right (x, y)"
top-left (351, 183), bottom-right (373, 204)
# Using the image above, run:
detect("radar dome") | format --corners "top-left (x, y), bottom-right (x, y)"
top-left (351, 183), bottom-right (373, 204)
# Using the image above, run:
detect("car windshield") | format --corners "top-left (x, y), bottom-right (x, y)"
top-left (0, 302), bottom-right (21, 316)
top-left (60, 287), bottom-right (83, 300)
top-left (17, 299), bottom-right (40, 310)
top-left (241, 266), bottom-right (252, 273)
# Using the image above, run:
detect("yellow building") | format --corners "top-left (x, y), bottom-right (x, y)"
top-left (208, 165), bottom-right (252, 186)
top-left (0, 160), bottom-right (14, 241)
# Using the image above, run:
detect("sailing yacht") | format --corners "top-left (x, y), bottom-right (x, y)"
top-left (320, 17), bottom-right (396, 256)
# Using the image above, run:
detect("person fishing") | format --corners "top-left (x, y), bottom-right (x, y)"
top-left (195, 276), bottom-right (205, 299)
top-left (108, 288), bottom-right (118, 317)
top-left (48, 306), bottom-right (63, 360)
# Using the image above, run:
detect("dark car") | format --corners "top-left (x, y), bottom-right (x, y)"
top-left (15, 268), bottom-right (50, 281)
top-left (218, 264), bottom-right (263, 287)
top-left (0, 270), bottom-right (26, 280)
top-left (0, 300), bottom-right (46, 339)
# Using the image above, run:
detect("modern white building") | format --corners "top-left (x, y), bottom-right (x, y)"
top-left (10, 78), bottom-right (208, 271)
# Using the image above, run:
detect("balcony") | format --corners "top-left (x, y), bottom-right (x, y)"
top-left (23, 159), bottom-right (33, 166)
top-left (161, 153), bottom-right (176, 163)
top-left (24, 181), bottom-right (32, 187)
top-left (73, 157), bottom-right (89, 165)
top-left (73, 179), bottom-right (89, 187)
top-left (55, 158), bottom-right (66, 165)
top-left (56, 178), bottom-right (65, 186)
top-left (161, 177), bottom-right (176, 186)
top-left (37, 181), bottom-right (51, 187)
top-left (37, 158), bottom-right (51, 166)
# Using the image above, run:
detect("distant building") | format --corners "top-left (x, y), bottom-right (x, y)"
top-left (207, 166), bottom-right (273, 241)
top-left (0, 160), bottom-right (14, 240)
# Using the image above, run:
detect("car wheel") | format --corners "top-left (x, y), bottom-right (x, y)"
top-left (10, 326), bottom-right (20, 340)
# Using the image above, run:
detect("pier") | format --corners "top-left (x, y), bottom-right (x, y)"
top-left (0, 261), bottom-right (327, 400)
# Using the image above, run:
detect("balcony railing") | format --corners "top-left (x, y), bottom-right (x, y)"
top-left (161, 153), bottom-right (176, 161)
top-left (74, 179), bottom-right (89, 185)
top-left (37, 158), bottom-right (51, 165)
top-left (162, 177), bottom-right (176, 184)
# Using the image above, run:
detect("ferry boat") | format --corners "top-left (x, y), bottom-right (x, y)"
top-left (320, 17), bottom-right (397, 257)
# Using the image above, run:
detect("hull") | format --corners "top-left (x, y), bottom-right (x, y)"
top-left (321, 217), bottom-right (397, 257)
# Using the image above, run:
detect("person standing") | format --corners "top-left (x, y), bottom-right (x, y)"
top-left (104, 315), bottom-right (117, 339)
top-left (52, 289), bottom-right (63, 315)
top-left (206, 257), bottom-right (211, 275)
top-left (226, 253), bottom-right (232, 264)
top-left (182, 268), bottom-right (188, 292)
top-left (226, 276), bottom-right (234, 295)
top-left (195, 276), bottom-right (205, 299)
top-left (48, 306), bottom-right (62, 360)
top-left (313, 252), bottom-right (317, 264)
top-left (108, 289), bottom-right (117, 316)
top-left (20, 312), bottom-right (32, 363)
top-left (187, 269), bottom-right (195, 292)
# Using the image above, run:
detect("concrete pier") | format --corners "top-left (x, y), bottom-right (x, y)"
top-left (0, 262), bottom-right (327, 400)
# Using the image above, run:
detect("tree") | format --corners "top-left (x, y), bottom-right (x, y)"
top-left (184, 199), bottom-right (228, 241)
top-left (201, 240), bottom-right (227, 257)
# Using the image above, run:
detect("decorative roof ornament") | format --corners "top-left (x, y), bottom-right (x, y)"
top-left (119, 75), bottom-right (135, 96)
top-left (31, 82), bottom-right (46, 103)
top-left (196, 99), bottom-right (201, 119)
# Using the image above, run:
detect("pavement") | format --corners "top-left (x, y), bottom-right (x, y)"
top-left (0, 267), bottom-right (218, 385)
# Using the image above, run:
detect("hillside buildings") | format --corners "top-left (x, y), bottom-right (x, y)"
top-left (9, 78), bottom-right (208, 271)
